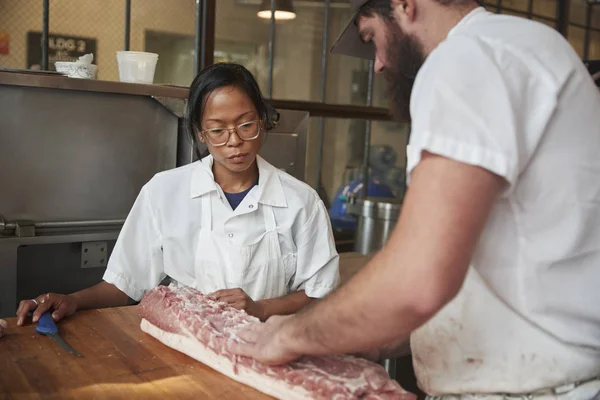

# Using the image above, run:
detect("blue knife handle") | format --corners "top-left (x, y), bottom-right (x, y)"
top-left (35, 312), bottom-right (58, 335)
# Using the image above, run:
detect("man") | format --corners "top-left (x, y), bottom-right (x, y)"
top-left (230, 0), bottom-right (600, 398)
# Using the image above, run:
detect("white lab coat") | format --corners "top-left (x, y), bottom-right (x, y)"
top-left (103, 155), bottom-right (340, 302)
top-left (406, 7), bottom-right (600, 398)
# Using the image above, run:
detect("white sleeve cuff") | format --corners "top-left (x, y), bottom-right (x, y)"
top-left (303, 282), bottom-right (338, 299)
top-left (407, 132), bottom-right (516, 190)
top-left (102, 269), bottom-right (146, 302)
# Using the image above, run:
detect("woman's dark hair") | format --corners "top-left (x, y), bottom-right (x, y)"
top-left (185, 62), bottom-right (279, 159)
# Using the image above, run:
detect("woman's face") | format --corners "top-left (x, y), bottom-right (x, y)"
top-left (199, 85), bottom-right (262, 173)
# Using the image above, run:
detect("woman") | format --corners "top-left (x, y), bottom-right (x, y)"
top-left (15, 63), bottom-right (340, 327)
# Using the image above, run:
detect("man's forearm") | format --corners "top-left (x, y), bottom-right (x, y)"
top-left (281, 248), bottom-right (433, 357)
top-left (257, 290), bottom-right (313, 320)
top-left (274, 155), bottom-right (502, 359)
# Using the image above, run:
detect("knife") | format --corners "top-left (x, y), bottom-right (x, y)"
top-left (36, 312), bottom-right (83, 357)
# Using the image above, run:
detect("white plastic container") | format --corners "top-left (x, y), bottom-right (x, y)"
top-left (55, 61), bottom-right (98, 79)
top-left (116, 51), bottom-right (158, 84)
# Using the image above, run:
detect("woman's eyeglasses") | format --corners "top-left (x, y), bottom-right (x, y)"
top-left (200, 120), bottom-right (262, 147)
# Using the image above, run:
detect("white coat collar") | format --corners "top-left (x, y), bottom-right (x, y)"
top-left (448, 7), bottom-right (488, 37)
top-left (189, 155), bottom-right (288, 207)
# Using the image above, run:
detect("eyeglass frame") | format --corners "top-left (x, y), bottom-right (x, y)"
top-left (198, 119), bottom-right (264, 147)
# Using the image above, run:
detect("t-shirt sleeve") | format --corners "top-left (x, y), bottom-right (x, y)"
top-left (289, 199), bottom-right (340, 298)
top-left (406, 35), bottom-right (558, 194)
top-left (103, 185), bottom-right (165, 301)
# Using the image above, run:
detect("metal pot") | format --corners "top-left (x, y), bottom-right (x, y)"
top-left (346, 195), bottom-right (402, 255)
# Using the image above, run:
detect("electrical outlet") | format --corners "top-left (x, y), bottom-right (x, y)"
top-left (81, 241), bottom-right (108, 268)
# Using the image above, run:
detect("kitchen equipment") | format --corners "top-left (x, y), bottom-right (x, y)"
top-left (0, 73), bottom-right (178, 318)
top-left (330, 145), bottom-right (406, 235)
top-left (36, 312), bottom-right (83, 357)
top-left (116, 51), bottom-right (159, 84)
top-left (329, 176), bottom-right (395, 232)
top-left (346, 195), bottom-right (402, 255)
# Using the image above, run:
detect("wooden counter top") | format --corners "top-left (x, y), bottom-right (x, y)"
top-left (0, 253), bottom-right (372, 399)
top-left (0, 306), bottom-right (277, 400)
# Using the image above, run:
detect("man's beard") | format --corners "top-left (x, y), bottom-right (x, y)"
top-left (383, 22), bottom-right (426, 122)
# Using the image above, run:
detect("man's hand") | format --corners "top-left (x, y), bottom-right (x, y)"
top-left (227, 315), bottom-right (300, 365)
top-left (0, 319), bottom-right (7, 338)
top-left (210, 288), bottom-right (265, 320)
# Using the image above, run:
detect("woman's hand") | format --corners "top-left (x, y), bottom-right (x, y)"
top-left (0, 319), bottom-right (7, 338)
top-left (16, 293), bottom-right (78, 326)
top-left (210, 288), bottom-right (265, 320)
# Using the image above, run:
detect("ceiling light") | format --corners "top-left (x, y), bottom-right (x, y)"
top-left (257, 0), bottom-right (297, 20)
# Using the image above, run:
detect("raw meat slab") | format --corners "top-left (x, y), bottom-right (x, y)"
top-left (138, 284), bottom-right (416, 400)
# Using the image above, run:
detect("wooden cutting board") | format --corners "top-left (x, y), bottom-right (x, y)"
top-left (0, 253), bottom-right (373, 399)
top-left (0, 306), bottom-right (274, 400)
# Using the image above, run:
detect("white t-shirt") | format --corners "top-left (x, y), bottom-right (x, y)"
top-left (103, 155), bottom-right (340, 302)
top-left (407, 8), bottom-right (600, 394)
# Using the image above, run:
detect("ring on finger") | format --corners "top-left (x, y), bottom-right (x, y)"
top-left (30, 298), bottom-right (39, 308)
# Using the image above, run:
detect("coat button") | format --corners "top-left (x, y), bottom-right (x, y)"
top-left (228, 233), bottom-right (234, 238)
top-left (249, 204), bottom-right (254, 209)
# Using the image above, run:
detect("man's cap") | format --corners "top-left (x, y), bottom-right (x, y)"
top-left (330, 0), bottom-right (375, 60)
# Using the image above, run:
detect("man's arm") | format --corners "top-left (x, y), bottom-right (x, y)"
top-left (230, 152), bottom-right (505, 363)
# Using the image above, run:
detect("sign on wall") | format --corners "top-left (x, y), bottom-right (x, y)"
top-left (26, 32), bottom-right (97, 70)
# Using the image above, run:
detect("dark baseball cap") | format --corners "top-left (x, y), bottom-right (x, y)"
top-left (331, 0), bottom-right (375, 60)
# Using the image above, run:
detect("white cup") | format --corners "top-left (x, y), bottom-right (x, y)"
top-left (116, 51), bottom-right (159, 84)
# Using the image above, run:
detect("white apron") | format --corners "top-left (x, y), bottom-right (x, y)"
top-left (192, 192), bottom-right (290, 300)
top-left (424, 379), bottom-right (600, 400)
top-left (412, 268), bottom-right (600, 399)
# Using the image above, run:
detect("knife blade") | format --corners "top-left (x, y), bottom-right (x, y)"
top-left (36, 312), bottom-right (83, 357)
